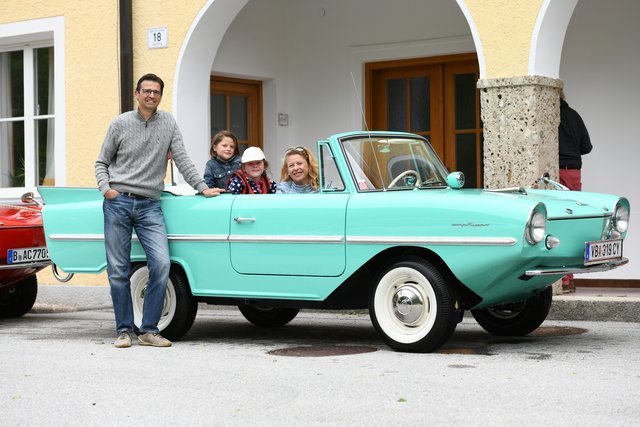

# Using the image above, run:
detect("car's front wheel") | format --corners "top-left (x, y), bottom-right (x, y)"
top-left (0, 274), bottom-right (38, 318)
top-left (130, 264), bottom-right (197, 341)
top-left (369, 257), bottom-right (458, 353)
top-left (471, 286), bottom-right (553, 336)
top-left (238, 305), bottom-right (299, 327)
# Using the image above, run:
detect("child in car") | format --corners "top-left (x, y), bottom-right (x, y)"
top-left (226, 147), bottom-right (277, 194)
top-left (204, 130), bottom-right (241, 189)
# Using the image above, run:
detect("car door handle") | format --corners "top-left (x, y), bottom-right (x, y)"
top-left (234, 217), bottom-right (256, 223)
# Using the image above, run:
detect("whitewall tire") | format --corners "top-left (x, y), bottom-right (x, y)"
top-left (129, 264), bottom-right (197, 341)
top-left (369, 257), bottom-right (458, 352)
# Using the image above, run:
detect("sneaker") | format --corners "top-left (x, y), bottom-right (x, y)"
top-left (114, 332), bottom-right (132, 348)
top-left (138, 332), bottom-right (172, 347)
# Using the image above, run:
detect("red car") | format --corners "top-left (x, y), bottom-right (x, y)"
top-left (0, 194), bottom-right (50, 318)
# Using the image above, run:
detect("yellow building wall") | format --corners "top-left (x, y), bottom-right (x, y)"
top-left (0, 0), bottom-right (207, 188)
top-left (0, 1), bottom-right (207, 286)
top-left (131, 1), bottom-right (206, 113)
top-left (463, 0), bottom-right (543, 78)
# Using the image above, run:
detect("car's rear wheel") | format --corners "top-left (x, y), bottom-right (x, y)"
top-left (130, 264), bottom-right (197, 341)
top-left (471, 286), bottom-right (553, 336)
top-left (0, 274), bottom-right (38, 318)
top-left (369, 257), bottom-right (458, 353)
top-left (238, 305), bottom-right (299, 327)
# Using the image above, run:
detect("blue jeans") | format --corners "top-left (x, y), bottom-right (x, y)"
top-left (103, 194), bottom-right (170, 335)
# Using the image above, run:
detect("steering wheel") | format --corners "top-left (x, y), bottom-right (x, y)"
top-left (388, 170), bottom-right (422, 188)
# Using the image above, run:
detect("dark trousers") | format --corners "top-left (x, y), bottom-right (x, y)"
top-left (559, 168), bottom-right (582, 285)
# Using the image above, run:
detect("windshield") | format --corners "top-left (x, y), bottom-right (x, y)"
top-left (341, 136), bottom-right (449, 191)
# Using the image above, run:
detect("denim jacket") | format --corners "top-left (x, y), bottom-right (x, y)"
top-left (204, 156), bottom-right (241, 189)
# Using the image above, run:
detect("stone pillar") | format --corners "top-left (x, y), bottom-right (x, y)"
top-left (478, 76), bottom-right (563, 189)
top-left (479, 76), bottom-right (566, 296)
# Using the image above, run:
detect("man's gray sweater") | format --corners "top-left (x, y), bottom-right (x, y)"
top-left (95, 110), bottom-right (208, 200)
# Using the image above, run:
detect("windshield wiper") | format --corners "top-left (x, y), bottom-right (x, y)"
top-left (419, 178), bottom-right (445, 187)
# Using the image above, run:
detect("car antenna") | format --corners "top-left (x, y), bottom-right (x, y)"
top-left (350, 72), bottom-right (385, 188)
top-left (350, 72), bottom-right (371, 135)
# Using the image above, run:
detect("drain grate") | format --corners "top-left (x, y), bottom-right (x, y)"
top-left (268, 345), bottom-right (377, 357)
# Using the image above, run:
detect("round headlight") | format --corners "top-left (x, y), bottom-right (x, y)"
top-left (613, 204), bottom-right (629, 234)
top-left (526, 210), bottom-right (546, 245)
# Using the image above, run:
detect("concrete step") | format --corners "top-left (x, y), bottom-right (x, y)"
top-left (549, 287), bottom-right (640, 322)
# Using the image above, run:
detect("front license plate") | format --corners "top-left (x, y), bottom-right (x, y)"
top-left (584, 239), bottom-right (622, 265)
top-left (7, 247), bottom-right (50, 265)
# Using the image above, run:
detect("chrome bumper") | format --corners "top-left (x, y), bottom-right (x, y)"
top-left (525, 258), bottom-right (628, 277)
top-left (0, 261), bottom-right (51, 270)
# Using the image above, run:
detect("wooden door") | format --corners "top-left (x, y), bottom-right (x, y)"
top-left (210, 76), bottom-right (262, 151)
top-left (366, 53), bottom-right (483, 187)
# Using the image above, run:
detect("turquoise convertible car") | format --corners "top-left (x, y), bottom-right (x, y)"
top-left (39, 132), bottom-right (630, 352)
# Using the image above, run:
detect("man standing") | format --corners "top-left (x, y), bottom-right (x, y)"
top-left (559, 91), bottom-right (592, 191)
top-left (95, 73), bottom-right (222, 348)
top-left (559, 90), bottom-right (592, 292)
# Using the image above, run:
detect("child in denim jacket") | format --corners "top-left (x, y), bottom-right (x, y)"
top-left (204, 131), bottom-right (242, 189)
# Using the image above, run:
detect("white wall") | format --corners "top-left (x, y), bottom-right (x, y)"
top-left (560, 0), bottom-right (640, 279)
top-left (212, 0), bottom-right (469, 167)
top-left (210, 0), bottom-right (289, 166)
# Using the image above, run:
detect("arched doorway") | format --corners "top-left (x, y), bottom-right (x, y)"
top-left (173, 0), bottom-right (250, 179)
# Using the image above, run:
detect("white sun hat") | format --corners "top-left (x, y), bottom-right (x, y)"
top-left (241, 146), bottom-right (266, 163)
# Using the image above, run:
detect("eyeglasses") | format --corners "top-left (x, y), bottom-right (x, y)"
top-left (140, 88), bottom-right (162, 96)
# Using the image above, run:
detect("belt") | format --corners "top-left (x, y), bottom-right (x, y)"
top-left (120, 192), bottom-right (148, 200)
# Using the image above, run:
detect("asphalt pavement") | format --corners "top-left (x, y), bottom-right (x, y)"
top-left (32, 283), bottom-right (640, 322)
top-left (3, 299), bottom-right (640, 426)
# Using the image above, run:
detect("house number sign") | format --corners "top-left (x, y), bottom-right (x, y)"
top-left (148, 27), bottom-right (168, 49)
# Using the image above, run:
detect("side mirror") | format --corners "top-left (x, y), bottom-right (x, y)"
top-left (446, 172), bottom-right (465, 189)
top-left (21, 192), bottom-right (43, 206)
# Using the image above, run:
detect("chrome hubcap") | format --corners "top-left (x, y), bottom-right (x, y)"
top-left (392, 284), bottom-right (425, 325)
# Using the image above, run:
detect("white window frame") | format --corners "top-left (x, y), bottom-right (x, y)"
top-left (0, 17), bottom-right (65, 200)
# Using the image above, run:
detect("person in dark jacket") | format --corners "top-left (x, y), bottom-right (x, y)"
top-left (558, 91), bottom-right (592, 292)
top-left (559, 91), bottom-right (592, 191)
top-left (204, 130), bottom-right (241, 189)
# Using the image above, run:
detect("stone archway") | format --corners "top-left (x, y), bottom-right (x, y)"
top-left (528, 0), bottom-right (578, 78)
top-left (172, 0), bottom-right (250, 182)
top-left (456, 0), bottom-right (578, 80)
top-left (456, 0), bottom-right (579, 188)
top-left (174, 0), bottom-right (580, 185)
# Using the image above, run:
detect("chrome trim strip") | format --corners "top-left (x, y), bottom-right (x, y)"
top-left (169, 234), bottom-right (228, 242)
top-left (49, 233), bottom-right (105, 241)
top-left (48, 234), bottom-right (228, 242)
top-left (525, 258), bottom-right (628, 276)
top-left (49, 233), bottom-right (344, 244)
top-left (48, 233), bottom-right (516, 246)
top-left (229, 235), bottom-right (345, 244)
top-left (548, 213), bottom-right (611, 221)
top-left (347, 236), bottom-right (518, 246)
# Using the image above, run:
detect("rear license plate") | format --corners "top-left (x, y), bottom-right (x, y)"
top-left (584, 239), bottom-right (622, 265)
top-left (7, 247), bottom-right (50, 265)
